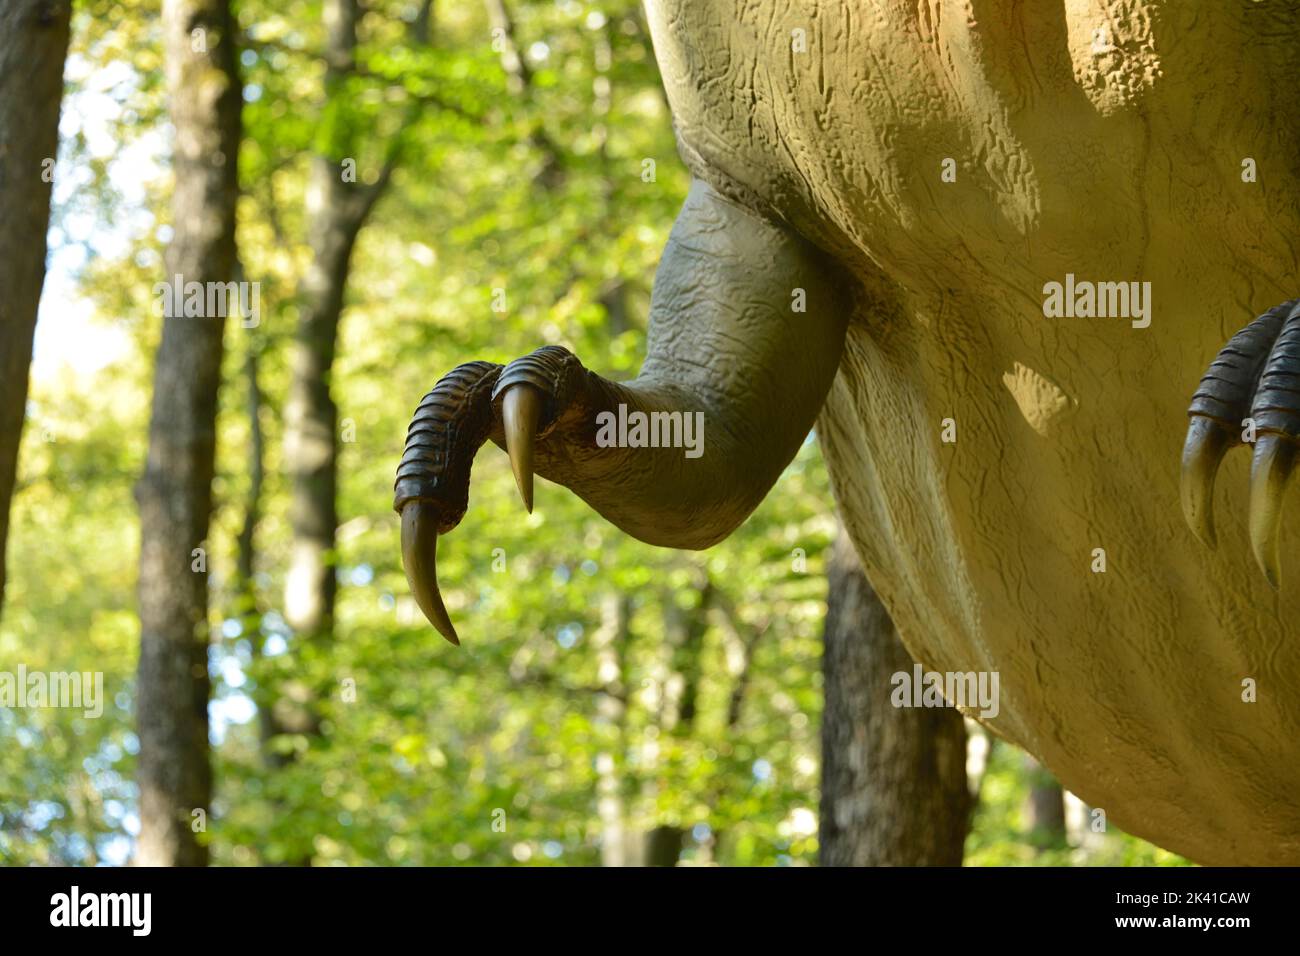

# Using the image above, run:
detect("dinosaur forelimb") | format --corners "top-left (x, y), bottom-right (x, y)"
top-left (395, 178), bottom-right (850, 643)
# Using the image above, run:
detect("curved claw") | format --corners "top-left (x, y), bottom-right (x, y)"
top-left (1248, 434), bottom-right (1298, 590)
top-left (502, 384), bottom-right (544, 513)
top-left (400, 500), bottom-right (459, 645)
top-left (1180, 417), bottom-right (1234, 549)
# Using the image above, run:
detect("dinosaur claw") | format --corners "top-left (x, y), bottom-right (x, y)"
top-left (1180, 417), bottom-right (1233, 550)
top-left (502, 383), bottom-right (543, 513)
top-left (1247, 434), bottom-right (1297, 590)
top-left (1183, 298), bottom-right (1300, 588)
top-left (400, 499), bottom-right (459, 645)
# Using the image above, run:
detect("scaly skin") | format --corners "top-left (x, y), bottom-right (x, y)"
top-left (645, 0), bottom-right (1300, 864)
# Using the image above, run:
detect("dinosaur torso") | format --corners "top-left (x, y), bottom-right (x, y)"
top-left (646, 0), bottom-right (1300, 863)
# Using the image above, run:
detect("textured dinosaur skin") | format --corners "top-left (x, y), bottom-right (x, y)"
top-left (639, 0), bottom-right (1300, 864)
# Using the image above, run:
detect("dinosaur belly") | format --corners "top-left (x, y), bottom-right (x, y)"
top-left (817, 270), bottom-right (1300, 866)
top-left (648, 0), bottom-right (1300, 864)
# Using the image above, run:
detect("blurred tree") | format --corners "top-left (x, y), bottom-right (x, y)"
top-left (819, 530), bottom-right (970, 865)
top-left (641, 566), bottom-right (709, 865)
top-left (0, 0), bottom-right (72, 618)
top-left (1022, 754), bottom-right (1067, 851)
top-left (135, 0), bottom-right (242, 866)
top-left (233, 290), bottom-right (266, 644)
top-left (270, 0), bottom-right (456, 865)
top-left (282, 0), bottom-right (397, 648)
top-left (483, 0), bottom-right (562, 188)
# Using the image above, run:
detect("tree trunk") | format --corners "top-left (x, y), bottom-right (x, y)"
top-left (1022, 754), bottom-right (1067, 850)
top-left (819, 530), bottom-right (970, 866)
top-left (702, 586), bottom-right (768, 862)
top-left (235, 337), bottom-right (264, 637)
top-left (281, 0), bottom-right (359, 644)
top-left (282, 0), bottom-right (396, 645)
top-left (0, 0), bottom-right (72, 618)
top-left (280, 162), bottom-right (348, 643)
top-left (592, 593), bottom-right (630, 867)
top-left (644, 826), bottom-right (685, 868)
top-left (639, 569), bottom-right (710, 866)
top-left (482, 0), bottom-right (562, 187)
top-left (271, 7), bottom-right (400, 859)
top-left (135, 0), bottom-right (242, 866)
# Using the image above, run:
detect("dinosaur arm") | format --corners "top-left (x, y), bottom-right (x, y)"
top-left (395, 177), bottom-right (848, 641)
top-left (505, 177), bottom-right (849, 548)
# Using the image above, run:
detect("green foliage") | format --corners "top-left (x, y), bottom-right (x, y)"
top-left (964, 740), bottom-right (1191, 867)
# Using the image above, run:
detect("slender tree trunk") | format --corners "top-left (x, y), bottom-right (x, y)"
top-left (234, 336), bottom-right (284, 782)
top-left (409, 0), bottom-right (434, 45)
top-left (644, 826), bottom-right (685, 868)
top-left (1022, 754), bottom-right (1067, 850)
top-left (235, 338), bottom-right (265, 636)
top-left (0, 0), bottom-right (72, 618)
top-left (819, 530), bottom-right (970, 866)
top-left (592, 593), bottom-right (630, 867)
top-left (639, 569), bottom-right (709, 866)
top-left (282, 0), bottom-right (358, 644)
top-left (482, 0), bottom-right (562, 186)
top-left (265, 0), bottom-right (409, 866)
top-left (135, 0), bottom-right (242, 866)
top-left (271, 7), bottom-right (400, 860)
top-left (282, 0), bottom-right (395, 645)
top-left (701, 587), bottom-right (768, 863)
top-left (593, 17), bottom-right (628, 339)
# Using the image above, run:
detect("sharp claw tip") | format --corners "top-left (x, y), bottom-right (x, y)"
top-left (1248, 435), bottom-right (1297, 595)
top-left (502, 384), bottom-right (542, 517)
top-left (401, 499), bottom-right (464, 646)
top-left (1180, 418), bottom-right (1230, 552)
top-left (1181, 497), bottom-right (1217, 550)
top-left (417, 590), bottom-right (460, 644)
top-left (513, 472), bottom-right (534, 513)
top-left (1253, 539), bottom-right (1282, 591)
top-left (421, 592), bottom-right (462, 646)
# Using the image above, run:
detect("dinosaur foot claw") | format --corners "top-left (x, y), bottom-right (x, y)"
top-left (1182, 299), bottom-right (1300, 585)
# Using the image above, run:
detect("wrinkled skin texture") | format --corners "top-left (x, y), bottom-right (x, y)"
top-left (644, 0), bottom-right (1300, 864)
top-left (403, 1), bottom-right (1300, 864)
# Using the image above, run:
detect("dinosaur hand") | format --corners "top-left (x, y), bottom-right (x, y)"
top-left (1181, 299), bottom-right (1300, 586)
top-left (394, 347), bottom-right (590, 644)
